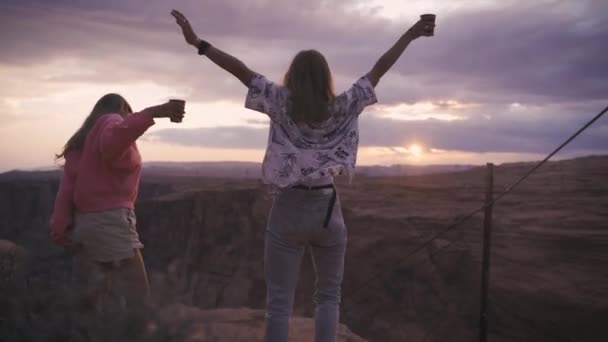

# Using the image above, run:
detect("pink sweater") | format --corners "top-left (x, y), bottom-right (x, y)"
top-left (50, 111), bottom-right (155, 236)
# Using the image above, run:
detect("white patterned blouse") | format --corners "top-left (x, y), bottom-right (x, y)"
top-left (245, 74), bottom-right (377, 188)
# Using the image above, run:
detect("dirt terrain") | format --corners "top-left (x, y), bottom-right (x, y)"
top-left (1, 155), bottom-right (606, 341)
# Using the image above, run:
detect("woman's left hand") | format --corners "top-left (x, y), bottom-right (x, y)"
top-left (171, 9), bottom-right (201, 47)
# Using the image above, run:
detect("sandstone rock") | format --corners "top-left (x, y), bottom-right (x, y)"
top-left (152, 305), bottom-right (367, 342)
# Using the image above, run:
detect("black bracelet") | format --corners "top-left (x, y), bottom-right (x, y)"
top-left (197, 40), bottom-right (211, 55)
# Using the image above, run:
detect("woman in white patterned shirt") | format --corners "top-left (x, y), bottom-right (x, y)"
top-left (171, 9), bottom-right (434, 342)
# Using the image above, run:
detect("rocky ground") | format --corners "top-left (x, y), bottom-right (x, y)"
top-left (1, 155), bottom-right (607, 341)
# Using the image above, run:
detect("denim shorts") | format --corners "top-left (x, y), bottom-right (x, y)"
top-left (69, 208), bottom-right (143, 262)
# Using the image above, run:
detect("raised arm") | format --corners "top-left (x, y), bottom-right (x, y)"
top-left (99, 101), bottom-right (185, 160)
top-left (99, 112), bottom-right (156, 160)
top-left (366, 18), bottom-right (434, 87)
top-left (171, 10), bottom-right (255, 87)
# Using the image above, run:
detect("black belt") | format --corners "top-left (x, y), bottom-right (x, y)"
top-left (291, 184), bottom-right (337, 228)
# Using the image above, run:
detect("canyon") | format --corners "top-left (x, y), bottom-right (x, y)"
top-left (1, 156), bottom-right (607, 341)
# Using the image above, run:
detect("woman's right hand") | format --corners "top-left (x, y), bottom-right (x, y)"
top-left (171, 9), bottom-right (201, 47)
top-left (405, 19), bottom-right (436, 40)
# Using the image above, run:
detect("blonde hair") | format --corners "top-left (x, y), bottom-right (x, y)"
top-left (283, 50), bottom-right (335, 125)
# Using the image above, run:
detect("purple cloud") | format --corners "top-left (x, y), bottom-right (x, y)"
top-left (1, 0), bottom-right (606, 157)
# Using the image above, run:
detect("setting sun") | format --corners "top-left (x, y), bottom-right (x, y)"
top-left (409, 144), bottom-right (423, 157)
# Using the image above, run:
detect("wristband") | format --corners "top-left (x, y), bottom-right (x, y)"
top-left (197, 40), bottom-right (211, 55)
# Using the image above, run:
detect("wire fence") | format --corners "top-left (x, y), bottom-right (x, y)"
top-left (340, 104), bottom-right (608, 340)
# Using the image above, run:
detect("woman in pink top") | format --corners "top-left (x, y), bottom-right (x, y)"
top-left (50, 93), bottom-right (184, 313)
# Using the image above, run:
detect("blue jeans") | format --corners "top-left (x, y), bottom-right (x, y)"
top-left (264, 187), bottom-right (347, 342)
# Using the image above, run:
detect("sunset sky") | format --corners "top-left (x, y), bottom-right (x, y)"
top-left (1, 0), bottom-right (606, 172)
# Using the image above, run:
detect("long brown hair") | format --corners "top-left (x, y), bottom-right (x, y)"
top-left (55, 93), bottom-right (132, 161)
top-left (283, 49), bottom-right (335, 125)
